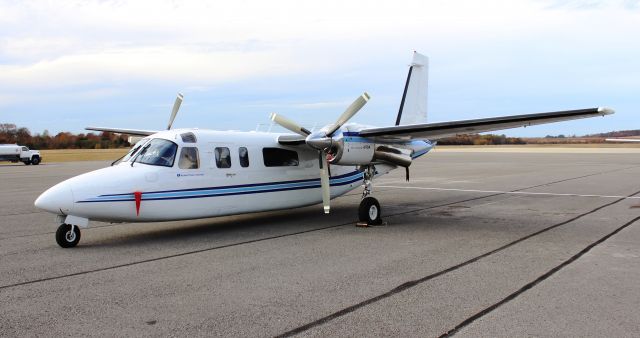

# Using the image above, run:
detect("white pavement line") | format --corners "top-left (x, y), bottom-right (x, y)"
top-left (377, 185), bottom-right (640, 200)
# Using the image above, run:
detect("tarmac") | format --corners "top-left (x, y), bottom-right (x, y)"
top-left (1, 149), bottom-right (640, 337)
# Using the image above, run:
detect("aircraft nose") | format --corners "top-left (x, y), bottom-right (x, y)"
top-left (35, 183), bottom-right (74, 214)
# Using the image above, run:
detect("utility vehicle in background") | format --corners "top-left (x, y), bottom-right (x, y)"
top-left (0, 144), bottom-right (42, 165)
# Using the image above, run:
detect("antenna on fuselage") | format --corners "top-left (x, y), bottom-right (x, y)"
top-left (167, 93), bottom-right (184, 130)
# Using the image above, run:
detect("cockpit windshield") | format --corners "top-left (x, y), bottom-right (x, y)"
top-left (133, 139), bottom-right (178, 167)
top-left (120, 138), bottom-right (150, 163)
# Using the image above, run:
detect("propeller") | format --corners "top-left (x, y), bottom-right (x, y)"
top-left (269, 113), bottom-right (311, 136)
top-left (326, 92), bottom-right (370, 136)
top-left (270, 92), bottom-right (370, 214)
top-left (319, 153), bottom-right (331, 214)
top-left (167, 93), bottom-right (184, 130)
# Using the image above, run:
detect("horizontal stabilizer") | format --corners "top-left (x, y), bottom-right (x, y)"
top-left (360, 107), bottom-right (614, 140)
top-left (85, 127), bottom-right (158, 136)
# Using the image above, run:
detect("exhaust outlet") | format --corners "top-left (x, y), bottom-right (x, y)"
top-left (374, 149), bottom-right (412, 167)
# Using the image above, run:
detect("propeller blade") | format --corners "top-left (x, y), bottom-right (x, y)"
top-left (167, 93), bottom-right (184, 130)
top-left (270, 113), bottom-right (311, 136)
top-left (326, 92), bottom-right (370, 136)
top-left (319, 152), bottom-right (331, 214)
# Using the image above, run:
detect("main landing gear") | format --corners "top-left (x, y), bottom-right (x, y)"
top-left (358, 166), bottom-right (382, 225)
top-left (56, 223), bottom-right (81, 248)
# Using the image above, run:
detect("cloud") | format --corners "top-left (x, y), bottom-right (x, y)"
top-left (247, 100), bottom-right (353, 110)
top-left (0, 47), bottom-right (298, 89)
top-left (539, 0), bottom-right (640, 10)
top-left (2, 0), bottom-right (638, 91)
top-left (1, 0), bottom-right (638, 136)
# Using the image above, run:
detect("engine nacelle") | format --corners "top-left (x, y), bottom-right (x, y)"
top-left (328, 139), bottom-right (375, 165)
top-left (328, 139), bottom-right (413, 167)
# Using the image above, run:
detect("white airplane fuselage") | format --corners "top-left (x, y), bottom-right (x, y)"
top-left (36, 128), bottom-right (424, 223)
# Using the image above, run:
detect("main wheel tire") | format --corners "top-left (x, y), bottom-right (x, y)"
top-left (359, 197), bottom-right (382, 225)
top-left (31, 156), bottom-right (40, 165)
top-left (23, 160), bottom-right (31, 165)
top-left (55, 223), bottom-right (81, 248)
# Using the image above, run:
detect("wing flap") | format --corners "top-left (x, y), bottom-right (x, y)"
top-left (85, 127), bottom-right (158, 136)
top-left (359, 107), bottom-right (614, 140)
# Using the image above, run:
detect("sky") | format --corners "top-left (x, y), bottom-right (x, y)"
top-left (0, 0), bottom-right (638, 137)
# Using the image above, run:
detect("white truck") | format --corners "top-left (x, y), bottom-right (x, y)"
top-left (0, 144), bottom-right (42, 165)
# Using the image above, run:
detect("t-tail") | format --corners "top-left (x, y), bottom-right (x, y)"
top-left (395, 51), bottom-right (429, 126)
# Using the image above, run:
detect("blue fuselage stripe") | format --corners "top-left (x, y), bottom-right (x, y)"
top-left (77, 171), bottom-right (363, 203)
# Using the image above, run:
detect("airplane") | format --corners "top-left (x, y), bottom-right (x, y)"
top-left (34, 52), bottom-right (615, 248)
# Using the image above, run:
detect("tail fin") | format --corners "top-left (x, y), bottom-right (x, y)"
top-left (395, 51), bottom-right (429, 126)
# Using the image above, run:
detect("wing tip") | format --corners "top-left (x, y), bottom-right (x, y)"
top-left (597, 107), bottom-right (615, 115)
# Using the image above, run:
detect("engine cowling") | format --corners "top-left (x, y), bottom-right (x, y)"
top-left (328, 138), bottom-right (413, 167)
top-left (328, 138), bottom-right (375, 165)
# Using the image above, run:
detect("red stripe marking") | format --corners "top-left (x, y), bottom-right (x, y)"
top-left (134, 191), bottom-right (142, 216)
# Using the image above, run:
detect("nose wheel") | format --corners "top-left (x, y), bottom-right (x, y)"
top-left (56, 223), bottom-right (81, 248)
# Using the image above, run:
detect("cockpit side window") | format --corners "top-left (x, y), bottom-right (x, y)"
top-left (178, 147), bottom-right (199, 169)
top-left (122, 138), bottom-right (150, 162)
top-left (134, 139), bottom-right (177, 167)
top-left (215, 147), bottom-right (231, 168)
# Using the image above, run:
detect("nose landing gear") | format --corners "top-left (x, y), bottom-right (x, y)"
top-left (358, 165), bottom-right (382, 225)
top-left (56, 223), bottom-right (81, 248)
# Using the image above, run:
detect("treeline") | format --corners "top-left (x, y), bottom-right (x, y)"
top-left (524, 137), bottom-right (605, 144)
top-left (584, 129), bottom-right (640, 138)
top-left (437, 134), bottom-right (526, 145)
top-left (0, 123), bottom-right (130, 149)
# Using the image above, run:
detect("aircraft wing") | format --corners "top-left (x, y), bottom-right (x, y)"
top-left (85, 127), bottom-right (158, 136)
top-left (358, 107), bottom-right (614, 140)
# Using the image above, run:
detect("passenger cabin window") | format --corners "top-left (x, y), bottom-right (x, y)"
top-left (263, 148), bottom-right (299, 167)
top-left (239, 147), bottom-right (249, 167)
top-left (134, 139), bottom-right (177, 167)
top-left (180, 132), bottom-right (197, 143)
top-left (22, 147), bottom-right (28, 151)
top-left (215, 147), bottom-right (231, 168)
top-left (178, 147), bottom-right (199, 169)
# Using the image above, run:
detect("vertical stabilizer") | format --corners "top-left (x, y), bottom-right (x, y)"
top-left (395, 52), bottom-right (428, 126)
